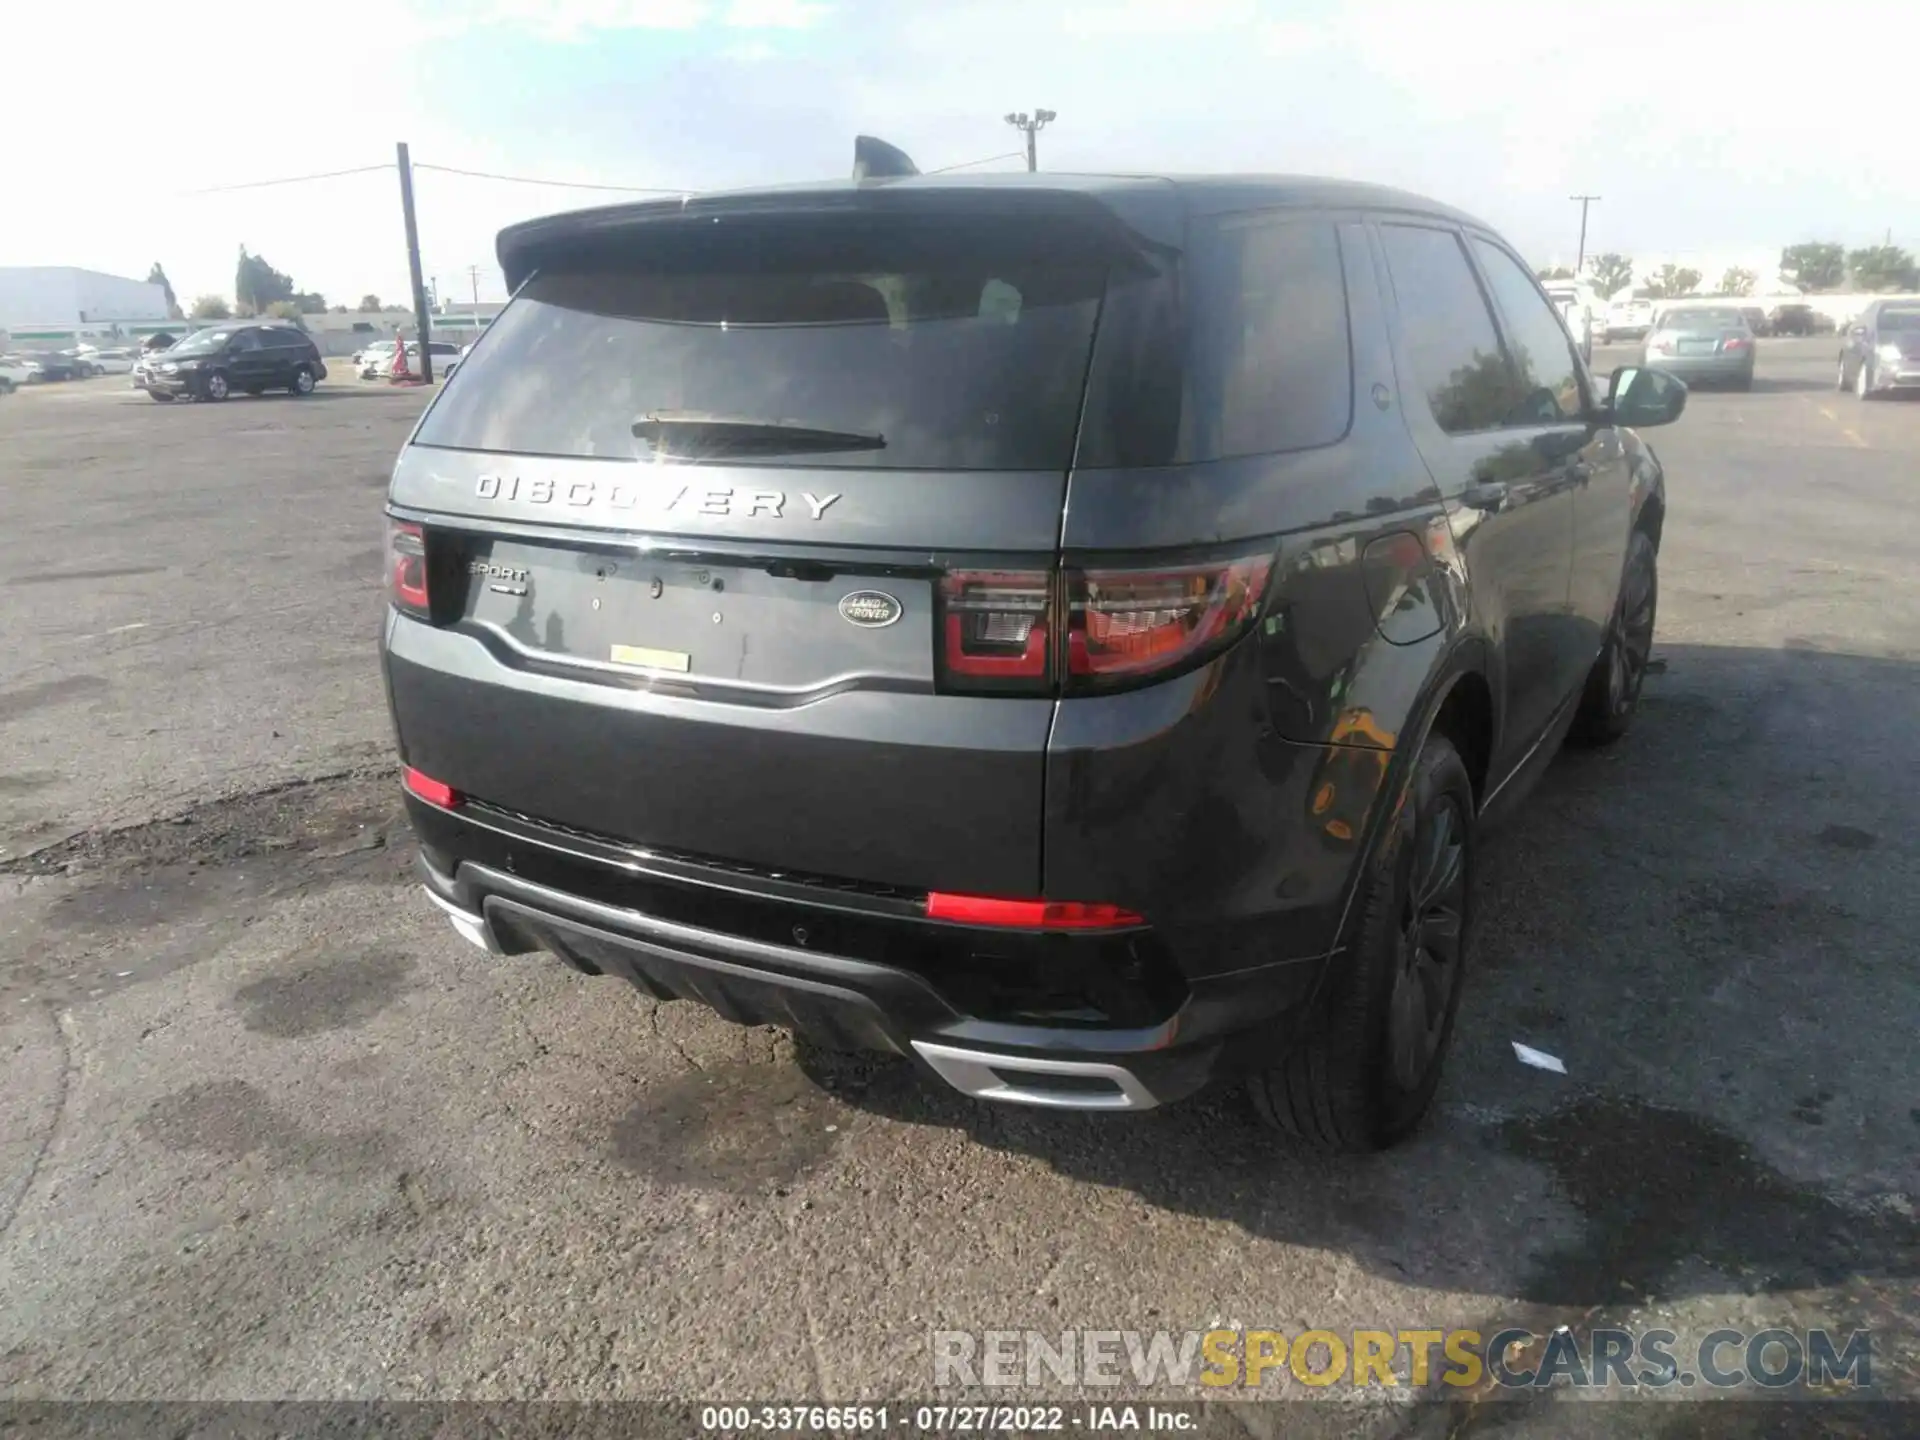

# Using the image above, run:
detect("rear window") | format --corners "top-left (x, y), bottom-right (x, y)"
top-left (1670, 309), bottom-right (1744, 329)
top-left (415, 238), bottom-right (1107, 471)
top-left (1878, 309), bottom-right (1920, 332)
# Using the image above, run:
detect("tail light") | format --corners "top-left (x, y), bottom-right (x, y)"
top-left (1648, 337), bottom-right (1673, 354)
top-left (1723, 336), bottom-right (1749, 352)
top-left (936, 551), bottom-right (1273, 695)
top-left (387, 519), bottom-right (430, 617)
top-left (1070, 555), bottom-right (1273, 682)
top-left (926, 891), bottom-right (1143, 929)
top-left (939, 570), bottom-right (1053, 684)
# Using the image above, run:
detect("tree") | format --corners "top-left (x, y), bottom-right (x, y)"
top-left (1719, 267), bottom-right (1756, 298)
top-left (189, 294), bottom-right (232, 320)
top-left (265, 300), bottom-right (303, 320)
top-left (294, 292), bottom-right (327, 314)
top-left (1645, 264), bottom-right (1701, 299)
top-left (234, 245), bottom-right (297, 315)
top-left (1779, 241), bottom-right (1846, 293)
top-left (358, 294), bottom-right (382, 312)
top-left (147, 263), bottom-right (183, 320)
top-left (1536, 265), bottom-right (1575, 281)
top-left (1588, 253), bottom-right (1633, 299)
top-left (1847, 245), bottom-right (1918, 292)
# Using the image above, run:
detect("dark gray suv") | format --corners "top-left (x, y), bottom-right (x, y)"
top-left (381, 145), bottom-right (1685, 1151)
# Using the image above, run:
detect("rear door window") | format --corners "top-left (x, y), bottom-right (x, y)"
top-left (1469, 238), bottom-right (1584, 423)
top-left (1378, 224), bottom-right (1513, 436)
top-left (414, 230), bottom-right (1108, 471)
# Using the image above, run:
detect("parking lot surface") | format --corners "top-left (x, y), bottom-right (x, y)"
top-left (2, 347), bottom-right (1917, 1435)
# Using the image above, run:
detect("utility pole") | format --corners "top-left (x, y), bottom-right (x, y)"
top-left (395, 141), bottom-right (434, 382)
top-left (1570, 194), bottom-right (1601, 274)
top-left (467, 265), bottom-right (481, 306)
top-left (1004, 109), bottom-right (1057, 172)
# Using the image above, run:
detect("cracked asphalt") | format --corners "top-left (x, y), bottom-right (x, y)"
top-left (1, 349), bottom-right (1916, 1437)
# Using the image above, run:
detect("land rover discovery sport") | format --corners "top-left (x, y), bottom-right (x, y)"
top-left (381, 142), bottom-right (1684, 1151)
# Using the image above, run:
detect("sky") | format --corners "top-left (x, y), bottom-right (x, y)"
top-left (4, 0), bottom-right (1915, 311)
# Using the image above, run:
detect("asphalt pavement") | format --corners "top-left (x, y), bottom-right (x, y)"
top-left (1, 345), bottom-right (1916, 1436)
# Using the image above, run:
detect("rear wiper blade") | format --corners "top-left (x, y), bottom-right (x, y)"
top-left (633, 413), bottom-right (886, 457)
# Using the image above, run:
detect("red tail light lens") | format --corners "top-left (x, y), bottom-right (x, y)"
top-left (939, 570), bottom-right (1052, 685)
top-left (402, 766), bottom-right (459, 809)
top-left (1068, 553), bottom-right (1273, 682)
top-left (387, 520), bottom-right (430, 616)
top-left (926, 892), bottom-right (1143, 929)
top-left (1723, 336), bottom-right (1749, 351)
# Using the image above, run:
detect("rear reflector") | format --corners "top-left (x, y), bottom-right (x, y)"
top-left (926, 892), bottom-right (1143, 929)
top-left (402, 766), bottom-right (460, 809)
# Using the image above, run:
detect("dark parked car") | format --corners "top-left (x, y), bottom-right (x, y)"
top-left (21, 351), bottom-right (85, 382)
top-left (1739, 305), bottom-right (1770, 338)
top-left (1838, 300), bottom-right (1920, 399)
top-left (1769, 302), bottom-right (1818, 336)
top-left (380, 148), bottom-right (1683, 1151)
top-left (143, 323), bottom-right (327, 402)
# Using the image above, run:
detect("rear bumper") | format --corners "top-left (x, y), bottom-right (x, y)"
top-left (1864, 363), bottom-right (1920, 393)
top-left (408, 797), bottom-right (1335, 1112)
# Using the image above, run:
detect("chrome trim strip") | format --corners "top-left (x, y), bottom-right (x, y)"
top-left (911, 1040), bottom-right (1160, 1111)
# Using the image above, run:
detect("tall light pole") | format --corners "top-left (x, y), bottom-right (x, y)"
top-left (1004, 109), bottom-right (1057, 172)
top-left (1570, 194), bottom-right (1601, 273)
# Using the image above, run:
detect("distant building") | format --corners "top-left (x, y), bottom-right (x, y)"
top-left (0, 266), bottom-right (172, 344)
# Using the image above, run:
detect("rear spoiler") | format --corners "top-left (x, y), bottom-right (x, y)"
top-left (495, 141), bottom-right (1181, 291)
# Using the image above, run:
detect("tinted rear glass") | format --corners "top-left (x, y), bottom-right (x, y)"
top-left (415, 233), bottom-right (1106, 471)
top-left (1075, 215), bottom-right (1351, 467)
top-left (1879, 309), bottom-right (1920, 332)
top-left (1670, 309), bottom-right (1744, 329)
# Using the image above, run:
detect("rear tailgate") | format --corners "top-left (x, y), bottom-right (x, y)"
top-left (384, 204), bottom-right (1128, 895)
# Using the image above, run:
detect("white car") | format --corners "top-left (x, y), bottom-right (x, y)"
top-left (1543, 282), bottom-right (1601, 361)
top-left (0, 354), bottom-right (32, 394)
top-left (77, 346), bottom-right (137, 376)
top-left (357, 342), bottom-right (399, 379)
top-left (1605, 297), bottom-right (1655, 342)
top-left (441, 341), bottom-right (476, 378)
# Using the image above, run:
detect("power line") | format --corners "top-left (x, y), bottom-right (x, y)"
top-left (412, 162), bottom-right (688, 194)
top-left (927, 151), bottom-right (1027, 175)
top-left (181, 163), bottom-right (394, 196)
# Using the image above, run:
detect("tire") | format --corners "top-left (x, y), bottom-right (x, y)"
top-left (1837, 358), bottom-right (1849, 392)
top-left (289, 365), bottom-right (315, 396)
top-left (1248, 732), bottom-right (1475, 1152)
top-left (150, 391), bottom-right (175, 403)
top-left (0, 378), bottom-right (13, 395)
top-left (1735, 371), bottom-right (1753, 392)
top-left (1571, 528), bottom-right (1658, 746)
top-left (201, 370), bottom-right (230, 402)
top-left (1855, 360), bottom-right (1874, 401)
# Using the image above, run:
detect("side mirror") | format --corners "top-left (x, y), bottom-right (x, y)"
top-left (1607, 365), bottom-right (1687, 428)
top-left (1850, 326), bottom-right (1869, 340)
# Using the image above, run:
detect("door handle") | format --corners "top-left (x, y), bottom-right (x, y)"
top-left (1461, 481), bottom-right (1510, 512)
top-left (1567, 461), bottom-right (1594, 485)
